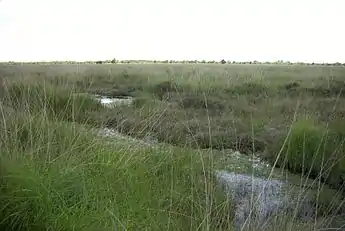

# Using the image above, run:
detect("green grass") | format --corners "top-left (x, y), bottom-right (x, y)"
top-left (270, 119), bottom-right (345, 189)
top-left (3, 82), bottom-right (105, 123)
top-left (0, 85), bottom-right (234, 231)
top-left (1, 63), bottom-right (345, 230)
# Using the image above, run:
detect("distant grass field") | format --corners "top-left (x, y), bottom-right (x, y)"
top-left (1, 63), bottom-right (345, 230)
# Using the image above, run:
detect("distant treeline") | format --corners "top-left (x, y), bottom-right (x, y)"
top-left (2, 59), bottom-right (345, 66)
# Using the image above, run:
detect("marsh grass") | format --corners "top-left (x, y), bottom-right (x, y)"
top-left (3, 82), bottom-right (104, 123)
top-left (270, 118), bottom-right (345, 192)
top-left (1, 63), bottom-right (345, 230)
top-left (0, 83), bottom-right (235, 231)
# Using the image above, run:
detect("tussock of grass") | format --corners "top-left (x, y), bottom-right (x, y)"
top-left (270, 118), bottom-right (345, 192)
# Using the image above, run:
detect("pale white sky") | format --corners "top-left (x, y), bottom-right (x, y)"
top-left (0, 0), bottom-right (344, 62)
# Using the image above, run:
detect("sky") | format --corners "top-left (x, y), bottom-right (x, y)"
top-left (0, 0), bottom-right (344, 63)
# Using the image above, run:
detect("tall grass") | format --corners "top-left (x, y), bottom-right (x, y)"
top-left (0, 83), bottom-right (234, 231)
top-left (1, 64), bottom-right (345, 230)
top-left (3, 82), bottom-right (104, 123)
top-left (271, 119), bottom-right (345, 191)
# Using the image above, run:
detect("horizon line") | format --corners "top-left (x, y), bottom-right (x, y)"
top-left (1, 59), bottom-right (345, 65)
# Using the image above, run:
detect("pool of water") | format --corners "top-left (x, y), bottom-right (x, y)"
top-left (95, 95), bottom-right (133, 108)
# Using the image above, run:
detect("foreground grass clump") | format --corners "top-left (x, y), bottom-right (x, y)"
top-left (270, 119), bottom-right (345, 190)
top-left (0, 85), bottom-right (234, 231)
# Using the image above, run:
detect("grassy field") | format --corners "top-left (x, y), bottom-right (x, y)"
top-left (1, 63), bottom-right (345, 230)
